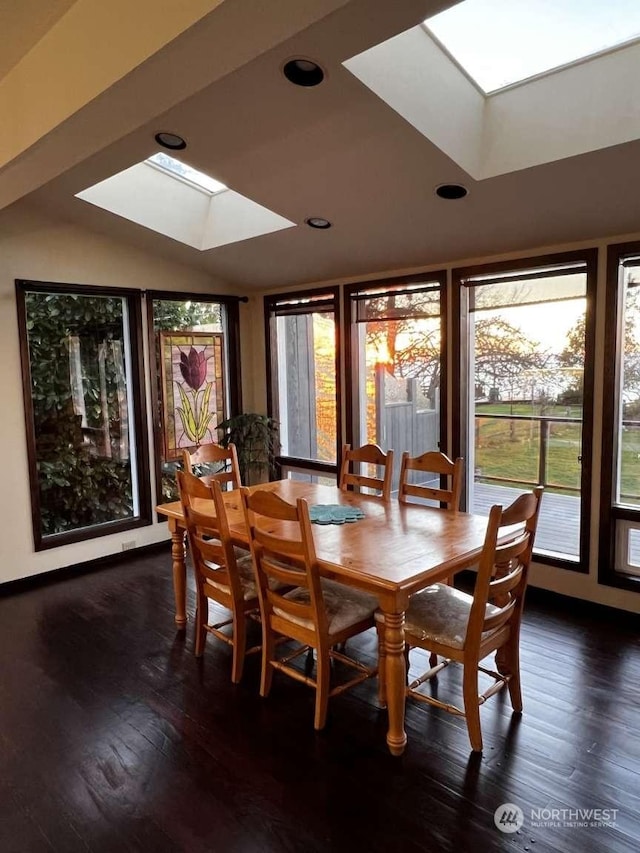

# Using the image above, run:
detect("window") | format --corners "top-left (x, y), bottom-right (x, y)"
top-left (146, 153), bottom-right (227, 194)
top-left (16, 281), bottom-right (150, 549)
top-left (453, 252), bottom-right (596, 569)
top-left (600, 243), bottom-right (640, 589)
top-left (147, 292), bottom-right (242, 504)
top-left (346, 274), bottom-right (447, 494)
top-left (265, 289), bottom-right (340, 476)
top-left (425, 0), bottom-right (640, 93)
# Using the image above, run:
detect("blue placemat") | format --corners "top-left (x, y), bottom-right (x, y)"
top-left (309, 504), bottom-right (365, 525)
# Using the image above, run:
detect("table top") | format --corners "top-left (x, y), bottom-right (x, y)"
top-left (157, 480), bottom-right (496, 601)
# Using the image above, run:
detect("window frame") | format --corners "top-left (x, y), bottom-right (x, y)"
top-left (264, 287), bottom-right (342, 477)
top-left (600, 241), bottom-right (640, 592)
top-left (146, 290), bottom-right (243, 510)
top-left (344, 271), bottom-right (448, 457)
top-left (16, 279), bottom-right (152, 551)
top-left (451, 250), bottom-right (597, 572)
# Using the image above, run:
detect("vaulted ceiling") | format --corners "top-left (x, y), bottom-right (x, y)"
top-left (4, 0), bottom-right (640, 290)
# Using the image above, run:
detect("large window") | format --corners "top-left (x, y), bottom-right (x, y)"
top-left (600, 243), bottom-right (640, 589)
top-left (147, 292), bottom-right (242, 504)
top-left (265, 289), bottom-right (340, 479)
top-left (346, 274), bottom-right (446, 493)
top-left (16, 281), bottom-right (150, 549)
top-left (453, 252), bottom-right (596, 569)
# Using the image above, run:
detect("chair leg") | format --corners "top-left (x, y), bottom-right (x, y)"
top-left (194, 590), bottom-right (208, 657)
top-left (260, 624), bottom-right (275, 698)
top-left (463, 665), bottom-right (483, 752)
top-left (231, 611), bottom-right (246, 684)
top-left (314, 645), bottom-right (331, 730)
top-left (375, 622), bottom-right (387, 707)
top-left (429, 652), bottom-right (438, 668)
top-left (503, 640), bottom-right (523, 713)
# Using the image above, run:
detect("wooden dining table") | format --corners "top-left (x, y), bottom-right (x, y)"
top-left (156, 479), bottom-right (494, 756)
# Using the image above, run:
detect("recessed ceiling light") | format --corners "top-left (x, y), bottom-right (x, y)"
top-left (435, 184), bottom-right (468, 200)
top-left (305, 217), bottom-right (332, 229)
top-left (154, 132), bottom-right (187, 151)
top-left (283, 58), bottom-right (325, 87)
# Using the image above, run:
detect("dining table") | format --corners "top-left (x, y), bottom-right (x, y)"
top-left (156, 479), bottom-right (496, 756)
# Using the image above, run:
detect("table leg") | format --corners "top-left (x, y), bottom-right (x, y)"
top-left (383, 609), bottom-right (407, 756)
top-left (170, 526), bottom-right (187, 629)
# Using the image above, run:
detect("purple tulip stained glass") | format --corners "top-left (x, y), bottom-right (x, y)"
top-left (160, 332), bottom-right (225, 459)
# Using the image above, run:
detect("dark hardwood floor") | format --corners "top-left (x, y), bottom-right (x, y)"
top-left (1, 549), bottom-right (639, 853)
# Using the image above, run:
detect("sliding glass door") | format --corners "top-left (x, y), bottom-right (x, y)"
top-left (454, 253), bottom-right (596, 569)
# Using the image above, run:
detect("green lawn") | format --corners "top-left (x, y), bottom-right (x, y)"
top-left (474, 403), bottom-right (640, 503)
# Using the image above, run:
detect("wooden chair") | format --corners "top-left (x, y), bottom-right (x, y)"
top-left (176, 470), bottom-right (258, 682)
top-left (399, 451), bottom-right (464, 664)
top-left (338, 443), bottom-right (394, 501)
top-left (241, 487), bottom-right (378, 730)
top-left (182, 442), bottom-right (241, 491)
top-left (376, 486), bottom-right (543, 752)
top-left (398, 451), bottom-right (463, 511)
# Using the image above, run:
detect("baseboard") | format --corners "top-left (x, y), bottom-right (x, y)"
top-left (0, 541), bottom-right (171, 598)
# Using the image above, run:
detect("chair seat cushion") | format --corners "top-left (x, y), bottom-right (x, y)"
top-left (275, 580), bottom-right (377, 637)
top-left (376, 584), bottom-right (501, 650)
top-left (205, 553), bottom-right (258, 601)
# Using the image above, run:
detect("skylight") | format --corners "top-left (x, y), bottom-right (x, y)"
top-left (146, 152), bottom-right (227, 194)
top-left (425, 0), bottom-right (640, 93)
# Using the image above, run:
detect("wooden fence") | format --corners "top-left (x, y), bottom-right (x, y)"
top-left (375, 367), bottom-right (439, 486)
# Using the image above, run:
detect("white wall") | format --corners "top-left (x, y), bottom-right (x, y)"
top-left (0, 200), bottom-right (244, 583)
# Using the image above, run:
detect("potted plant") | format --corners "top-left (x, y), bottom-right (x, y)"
top-left (217, 413), bottom-right (279, 485)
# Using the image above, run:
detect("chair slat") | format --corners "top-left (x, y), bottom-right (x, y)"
top-left (398, 451), bottom-right (463, 510)
top-left (183, 443), bottom-right (242, 490)
top-left (339, 443), bottom-right (394, 501)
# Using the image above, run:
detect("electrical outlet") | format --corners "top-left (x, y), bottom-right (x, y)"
top-left (121, 540), bottom-right (136, 551)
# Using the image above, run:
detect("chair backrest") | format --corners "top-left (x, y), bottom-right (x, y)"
top-left (338, 443), bottom-right (394, 501)
top-left (398, 451), bottom-right (463, 510)
top-left (241, 488), bottom-right (328, 639)
top-left (466, 486), bottom-right (544, 649)
top-left (176, 470), bottom-right (244, 604)
top-left (182, 442), bottom-right (241, 490)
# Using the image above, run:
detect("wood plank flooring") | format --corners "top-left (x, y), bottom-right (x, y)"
top-left (1, 549), bottom-right (639, 852)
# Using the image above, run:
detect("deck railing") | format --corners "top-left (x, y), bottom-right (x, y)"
top-left (474, 412), bottom-right (582, 494)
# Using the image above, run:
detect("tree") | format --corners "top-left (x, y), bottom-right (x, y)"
top-left (473, 316), bottom-right (546, 401)
top-left (557, 315), bottom-right (585, 405)
top-left (560, 297), bottom-right (640, 412)
top-left (363, 289), bottom-right (442, 405)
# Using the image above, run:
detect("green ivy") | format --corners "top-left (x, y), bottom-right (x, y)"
top-left (26, 292), bottom-right (134, 536)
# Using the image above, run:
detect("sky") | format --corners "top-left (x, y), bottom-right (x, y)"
top-left (426, 0), bottom-right (640, 91)
top-left (484, 299), bottom-right (585, 352)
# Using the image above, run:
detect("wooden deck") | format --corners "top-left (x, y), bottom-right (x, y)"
top-left (404, 478), bottom-right (581, 558)
top-left (472, 482), bottom-right (580, 558)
